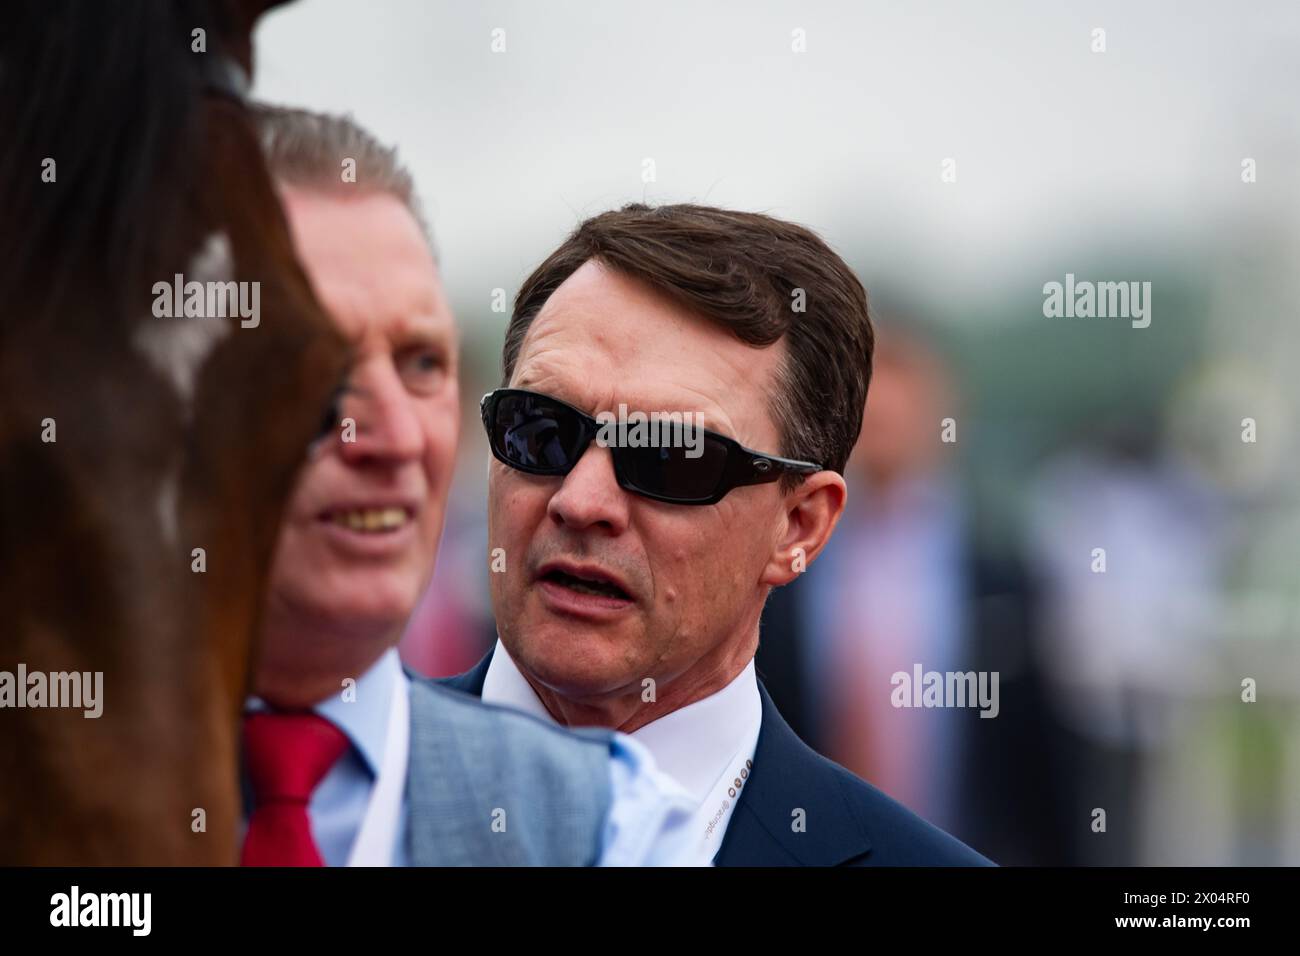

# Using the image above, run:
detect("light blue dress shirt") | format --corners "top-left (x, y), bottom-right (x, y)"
top-left (242, 649), bottom-right (696, 865)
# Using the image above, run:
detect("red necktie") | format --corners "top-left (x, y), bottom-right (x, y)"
top-left (241, 712), bottom-right (349, 867)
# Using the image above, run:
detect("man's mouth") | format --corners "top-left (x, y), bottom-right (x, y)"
top-left (537, 564), bottom-right (633, 602)
top-left (321, 506), bottom-right (414, 534)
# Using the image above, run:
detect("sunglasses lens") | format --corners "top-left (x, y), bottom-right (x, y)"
top-left (489, 392), bottom-right (588, 473)
top-left (619, 429), bottom-right (729, 502)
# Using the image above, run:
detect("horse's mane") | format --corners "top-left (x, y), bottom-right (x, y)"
top-left (0, 0), bottom-right (236, 324)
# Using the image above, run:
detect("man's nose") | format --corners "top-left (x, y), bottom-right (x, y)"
top-left (335, 359), bottom-right (424, 464)
top-left (545, 443), bottom-right (630, 535)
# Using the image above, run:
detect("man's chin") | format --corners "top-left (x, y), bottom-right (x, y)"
top-left (322, 597), bottom-right (415, 635)
top-left (510, 619), bottom-right (642, 697)
top-left (285, 578), bottom-right (418, 638)
top-left (254, 613), bottom-right (403, 710)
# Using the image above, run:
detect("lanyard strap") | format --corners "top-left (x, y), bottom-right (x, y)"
top-left (691, 741), bottom-right (758, 860)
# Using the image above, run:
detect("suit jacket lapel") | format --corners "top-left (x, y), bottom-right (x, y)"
top-left (438, 649), bottom-right (492, 697)
top-left (404, 678), bottom-right (500, 866)
top-left (715, 682), bottom-right (873, 866)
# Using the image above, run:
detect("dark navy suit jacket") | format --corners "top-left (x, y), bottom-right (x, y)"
top-left (438, 650), bottom-right (994, 867)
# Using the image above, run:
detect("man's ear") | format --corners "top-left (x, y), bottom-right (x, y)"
top-left (760, 471), bottom-right (847, 588)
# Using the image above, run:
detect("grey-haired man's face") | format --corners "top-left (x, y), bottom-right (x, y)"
top-left (257, 187), bottom-right (459, 705)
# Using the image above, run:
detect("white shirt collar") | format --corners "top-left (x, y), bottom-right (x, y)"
top-left (481, 639), bottom-right (762, 804)
top-left (316, 647), bottom-right (403, 777)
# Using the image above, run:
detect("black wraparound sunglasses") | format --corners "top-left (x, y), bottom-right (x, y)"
top-left (480, 388), bottom-right (821, 506)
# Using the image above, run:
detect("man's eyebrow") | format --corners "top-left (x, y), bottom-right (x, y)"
top-left (389, 313), bottom-right (454, 344)
top-left (509, 380), bottom-right (715, 426)
top-left (510, 376), bottom-right (585, 409)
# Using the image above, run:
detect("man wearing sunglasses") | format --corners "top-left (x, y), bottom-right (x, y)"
top-left (444, 203), bottom-right (991, 866)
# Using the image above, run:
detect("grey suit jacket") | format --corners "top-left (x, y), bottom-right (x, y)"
top-left (405, 674), bottom-right (613, 865)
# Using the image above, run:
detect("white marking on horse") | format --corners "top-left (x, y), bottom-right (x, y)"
top-left (133, 231), bottom-right (234, 411)
top-left (133, 231), bottom-right (236, 546)
top-left (157, 457), bottom-right (182, 548)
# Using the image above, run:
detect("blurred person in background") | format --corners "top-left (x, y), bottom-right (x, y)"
top-left (1023, 367), bottom-right (1271, 865)
top-left (758, 322), bottom-right (1073, 865)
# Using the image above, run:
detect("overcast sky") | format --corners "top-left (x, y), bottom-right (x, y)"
top-left (254, 1), bottom-right (1300, 331)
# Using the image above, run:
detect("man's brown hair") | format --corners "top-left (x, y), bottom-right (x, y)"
top-left (504, 203), bottom-right (873, 481)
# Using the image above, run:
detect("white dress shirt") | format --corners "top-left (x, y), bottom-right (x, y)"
top-left (482, 639), bottom-right (764, 861)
